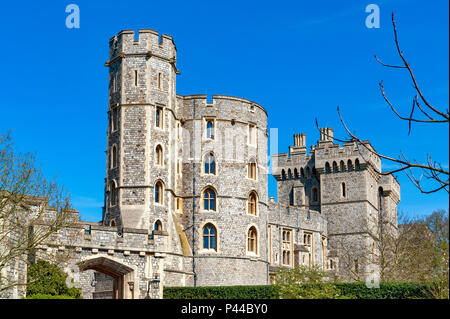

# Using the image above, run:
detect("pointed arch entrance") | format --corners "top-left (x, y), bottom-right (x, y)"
top-left (77, 257), bottom-right (135, 299)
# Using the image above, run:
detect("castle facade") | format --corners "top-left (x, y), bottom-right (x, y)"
top-left (1, 29), bottom-right (400, 299)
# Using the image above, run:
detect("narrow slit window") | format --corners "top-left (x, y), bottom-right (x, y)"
top-left (206, 120), bottom-right (214, 139)
top-left (156, 107), bottom-right (163, 128)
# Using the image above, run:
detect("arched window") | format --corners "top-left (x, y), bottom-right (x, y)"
top-left (111, 145), bottom-right (118, 169)
top-left (248, 192), bottom-right (257, 215)
top-left (288, 169), bottom-right (292, 179)
top-left (154, 220), bottom-right (162, 232)
top-left (110, 181), bottom-right (117, 207)
top-left (312, 187), bottom-right (319, 203)
top-left (206, 120), bottom-right (214, 139)
top-left (202, 224), bottom-right (216, 250)
top-left (204, 153), bottom-right (215, 174)
top-left (342, 183), bottom-right (346, 198)
top-left (248, 159), bottom-right (257, 180)
top-left (155, 181), bottom-right (163, 204)
top-left (155, 145), bottom-right (163, 166)
top-left (289, 188), bottom-right (294, 206)
top-left (281, 169), bottom-right (286, 180)
top-left (110, 220), bottom-right (116, 227)
top-left (332, 161), bottom-right (338, 173)
top-left (306, 167), bottom-right (310, 178)
top-left (300, 167), bottom-right (305, 178)
top-left (248, 226), bottom-right (258, 254)
top-left (203, 188), bottom-right (216, 211)
top-left (340, 160), bottom-right (345, 172)
top-left (347, 159), bottom-right (353, 171)
top-left (355, 159), bottom-right (361, 170)
top-left (325, 162), bottom-right (331, 174)
top-left (294, 168), bottom-right (299, 179)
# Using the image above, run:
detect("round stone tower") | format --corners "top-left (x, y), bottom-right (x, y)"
top-left (177, 94), bottom-right (269, 286)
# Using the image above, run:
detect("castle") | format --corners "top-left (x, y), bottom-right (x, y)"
top-left (1, 29), bottom-right (400, 299)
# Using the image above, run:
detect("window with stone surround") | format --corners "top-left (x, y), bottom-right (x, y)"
top-left (157, 72), bottom-right (163, 90)
top-left (248, 192), bottom-right (258, 216)
top-left (110, 180), bottom-right (118, 207)
top-left (332, 161), bottom-right (338, 173)
top-left (134, 70), bottom-right (138, 87)
top-left (341, 182), bottom-right (346, 198)
top-left (111, 108), bottom-right (118, 132)
top-left (304, 232), bottom-right (313, 266)
top-left (202, 188), bottom-right (216, 211)
top-left (347, 159), bottom-right (353, 171)
top-left (110, 145), bottom-right (118, 169)
top-left (202, 224), bottom-right (216, 250)
top-left (155, 145), bottom-right (163, 166)
top-left (155, 181), bottom-right (163, 205)
top-left (340, 160), bottom-right (345, 172)
top-left (282, 229), bottom-right (292, 266)
top-left (154, 220), bottom-right (162, 232)
top-left (156, 107), bottom-right (163, 129)
top-left (248, 159), bottom-right (257, 180)
top-left (206, 120), bottom-right (214, 139)
top-left (204, 153), bottom-right (215, 175)
top-left (355, 158), bottom-right (361, 170)
top-left (247, 226), bottom-right (258, 254)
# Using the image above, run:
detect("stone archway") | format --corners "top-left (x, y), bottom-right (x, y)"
top-left (77, 257), bottom-right (135, 299)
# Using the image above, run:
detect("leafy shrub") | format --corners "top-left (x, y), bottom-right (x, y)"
top-left (164, 282), bottom-right (433, 299)
top-left (274, 265), bottom-right (342, 299)
top-left (26, 260), bottom-right (81, 299)
top-left (164, 285), bottom-right (277, 299)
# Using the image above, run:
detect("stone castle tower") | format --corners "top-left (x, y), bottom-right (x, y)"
top-left (102, 29), bottom-right (269, 286)
top-left (271, 128), bottom-right (400, 279)
top-left (1, 29), bottom-right (400, 299)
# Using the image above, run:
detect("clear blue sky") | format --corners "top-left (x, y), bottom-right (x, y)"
top-left (0, 0), bottom-right (448, 222)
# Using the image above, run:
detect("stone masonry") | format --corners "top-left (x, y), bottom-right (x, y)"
top-left (0, 29), bottom-right (400, 299)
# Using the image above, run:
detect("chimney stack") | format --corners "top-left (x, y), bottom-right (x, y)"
top-left (320, 127), bottom-right (334, 142)
top-left (294, 133), bottom-right (306, 147)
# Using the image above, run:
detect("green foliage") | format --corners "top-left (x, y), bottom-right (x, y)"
top-left (164, 285), bottom-right (278, 299)
top-left (24, 294), bottom-right (75, 299)
top-left (334, 282), bottom-right (433, 299)
top-left (274, 265), bottom-right (342, 299)
top-left (425, 210), bottom-right (449, 299)
top-left (164, 282), bottom-right (434, 299)
top-left (26, 260), bottom-right (81, 299)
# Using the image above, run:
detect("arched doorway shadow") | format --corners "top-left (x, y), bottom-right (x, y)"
top-left (78, 257), bottom-right (134, 299)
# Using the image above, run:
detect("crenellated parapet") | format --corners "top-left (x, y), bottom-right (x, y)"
top-left (105, 29), bottom-right (178, 73)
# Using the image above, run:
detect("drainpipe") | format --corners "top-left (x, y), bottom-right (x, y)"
top-left (192, 99), bottom-right (197, 287)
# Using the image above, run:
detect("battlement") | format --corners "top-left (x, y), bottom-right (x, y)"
top-left (178, 94), bottom-right (267, 115)
top-left (106, 29), bottom-right (177, 66)
top-left (271, 128), bottom-right (383, 179)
